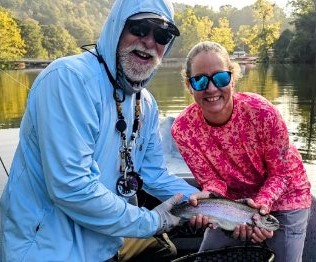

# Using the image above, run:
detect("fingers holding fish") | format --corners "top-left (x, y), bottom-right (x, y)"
top-left (170, 198), bottom-right (280, 232)
top-left (189, 214), bottom-right (202, 229)
top-left (189, 191), bottom-right (214, 206)
top-left (246, 225), bottom-right (253, 239)
top-left (245, 199), bottom-right (270, 215)
top-left (232, 224), bottom-right (249, 241)
top-left (251, 227), bottom-right (274, 243)
top-left (258, 205), bottom-right (269, 215)
top-left (189, 213), bottom-right (212, 229)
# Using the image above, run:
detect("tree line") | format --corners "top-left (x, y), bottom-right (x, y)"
top-left (0, 0), bottom-right (315, 64)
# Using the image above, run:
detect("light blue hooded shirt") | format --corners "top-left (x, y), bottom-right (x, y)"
top-left (0, 0), bottom-right (198, 261)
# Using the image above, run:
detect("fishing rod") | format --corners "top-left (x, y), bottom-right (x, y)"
top-left (0, 157), bottom-right (9, 177)
top-left (0, 68), bottom-right (30, 90)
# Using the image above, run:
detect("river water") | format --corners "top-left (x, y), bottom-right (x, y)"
top-left (0, 63), bottom-right (315, 195)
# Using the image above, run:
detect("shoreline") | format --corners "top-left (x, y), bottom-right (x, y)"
top-left (1, 57), bottom-right (258, 70)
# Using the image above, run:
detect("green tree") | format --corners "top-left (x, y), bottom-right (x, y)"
top-left (236, 25), bottom-right (257, 54)
top-left (288, 13), bottom-right (316, 63)
top-left (211, 17), bottom-right (235, 53)
top-left (229, 6), bottom-right (256, 33)
top-left (18, 18), bottom-right (48, 58)
top-left (65, 20), bottom-right (95, 47)
top-left (172, 8), bottom-right (213, 57)
top-left (218, 5), bottom-right (238, 19)
top-left (42, 25), bottom-right (81, 59)
top-left (253, 0), bottom-right (281, 61)
top-left (253, 0), bottom-right (273, 60)
top-left (192, 4), bottom-right (216, 19)
top-left (0, 7), bottom-right (25, 60)
top-left (273, 29), bottom-right (294, 62)
top-left (288, 0), bottom-right (315, 15)
top-left (288, 0), bottom-right (316, 64)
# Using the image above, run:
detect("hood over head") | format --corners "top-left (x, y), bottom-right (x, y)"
top-left (96, 0), bottom-right (178, 88)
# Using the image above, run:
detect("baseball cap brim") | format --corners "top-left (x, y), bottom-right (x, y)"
top-left (128, 12), bottom-right (180, 36)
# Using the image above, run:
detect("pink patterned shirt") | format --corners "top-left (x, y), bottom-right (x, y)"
top-left (171, 92), bottom-right (311, 211)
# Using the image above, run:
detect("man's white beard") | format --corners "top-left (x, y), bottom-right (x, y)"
top-left (118, 44), bottom-right (162, 83)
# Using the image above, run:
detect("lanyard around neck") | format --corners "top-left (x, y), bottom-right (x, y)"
top-left (115, 91), bottom-right (141, 173)
top-left (82, 44), bottom-right (143, 197)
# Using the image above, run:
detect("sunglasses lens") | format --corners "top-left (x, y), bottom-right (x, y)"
top-left (128, 23), bottom-right (150, 37)
top-left (189, 75), bottom-right (209, 91)
top-left (154, 28), bottom-right (173, 45)
top-left (189, 71), bottom-right (231, 91)
top-left (212, 71), bottom-right (231, 88)
top-left (127, 20), bottom-right (173, 46)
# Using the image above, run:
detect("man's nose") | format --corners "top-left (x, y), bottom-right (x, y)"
top-left (141, 29), bottom-right (156, 47)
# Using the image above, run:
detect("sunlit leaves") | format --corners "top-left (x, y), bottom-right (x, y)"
top-left (174, 8), bottom-right (213, 55)
top-left (288, 0), bottom-right (315, 15)
top-left (210, 17), bottom-right (235, 53)
top-left (253, 0), bottom-right (275, 23)
top-left (252, 0), bottom-right (281, 61)
top-left (18, 18), bottom-right (48, 59)
top-left (0, 7), bottom-right (26, 60)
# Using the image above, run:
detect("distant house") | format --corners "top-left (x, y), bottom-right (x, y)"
top-left (232, 51), bottom-right (247, 58)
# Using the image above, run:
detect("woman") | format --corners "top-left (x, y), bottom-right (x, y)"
top-left (171, 41), bottom-right (311, 262)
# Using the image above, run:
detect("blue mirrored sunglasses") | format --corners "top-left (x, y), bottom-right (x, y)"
top-left (188, 71), bottom-right (232, 91)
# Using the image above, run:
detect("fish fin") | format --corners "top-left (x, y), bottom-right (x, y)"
top-left (179, 218), bottom-right (190, 226)
top-left (211, 223), bottom-right (219, 229)
top-left (208, 218), bottom-right (220, 229)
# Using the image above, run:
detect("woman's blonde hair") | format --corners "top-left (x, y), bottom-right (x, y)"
top-left (181, 41), bottom-right (241, 84)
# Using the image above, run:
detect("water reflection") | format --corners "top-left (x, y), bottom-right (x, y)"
top-left (148, 64), bottom-right (316, 164)
top-left (237, 64), bottom-right (316, 163)
top-left (0, 69), bottom-right (39, 128)
top-left (0, 64), bottom-right (315, 164)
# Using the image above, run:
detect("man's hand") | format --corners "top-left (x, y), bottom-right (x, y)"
top-left (153, 194), bottom-right (183, 234)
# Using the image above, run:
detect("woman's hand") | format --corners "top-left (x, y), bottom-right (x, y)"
top-left (187, 191), bottom-right (216, 229)
top-left (232, 224), bottom-right (253, 241)
top-left (235, 198), bottom-right (274, 242)
top-left (251, 227), bottom-right (274, 243)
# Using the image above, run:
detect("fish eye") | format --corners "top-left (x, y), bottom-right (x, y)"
top-left (266, 216), bottom-right (275, 223)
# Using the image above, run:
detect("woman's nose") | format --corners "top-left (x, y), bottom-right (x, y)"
top-left (206, 80), bottom-right (218, 92)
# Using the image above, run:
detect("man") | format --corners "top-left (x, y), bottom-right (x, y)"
top-left (0, 0), bottom-right (205, 261)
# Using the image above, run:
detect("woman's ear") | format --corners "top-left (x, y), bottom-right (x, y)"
top-left (231, 79), bottom-right (235, 90)
top-left (185, 78), bottom-right (193, 94)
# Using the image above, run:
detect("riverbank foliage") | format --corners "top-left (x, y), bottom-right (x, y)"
top-left (0, 0), bottom-right (315, 64)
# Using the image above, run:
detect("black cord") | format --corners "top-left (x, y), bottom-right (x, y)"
top-left (0, 157), bottom-right (9, 177)
top-left (81, 44), bottom-right (125, 103)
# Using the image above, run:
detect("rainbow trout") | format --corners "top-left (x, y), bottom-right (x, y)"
top-left (171, 198), bottom-right (279, 231)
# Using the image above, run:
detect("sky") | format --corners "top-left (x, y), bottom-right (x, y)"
top-left (172, 0), bottom-right (289, 11)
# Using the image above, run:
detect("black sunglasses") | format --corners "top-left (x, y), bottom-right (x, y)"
top-left (188, 71), bottom-right (232, 91)
top-left (126, 20), bottom-right (174, 45)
